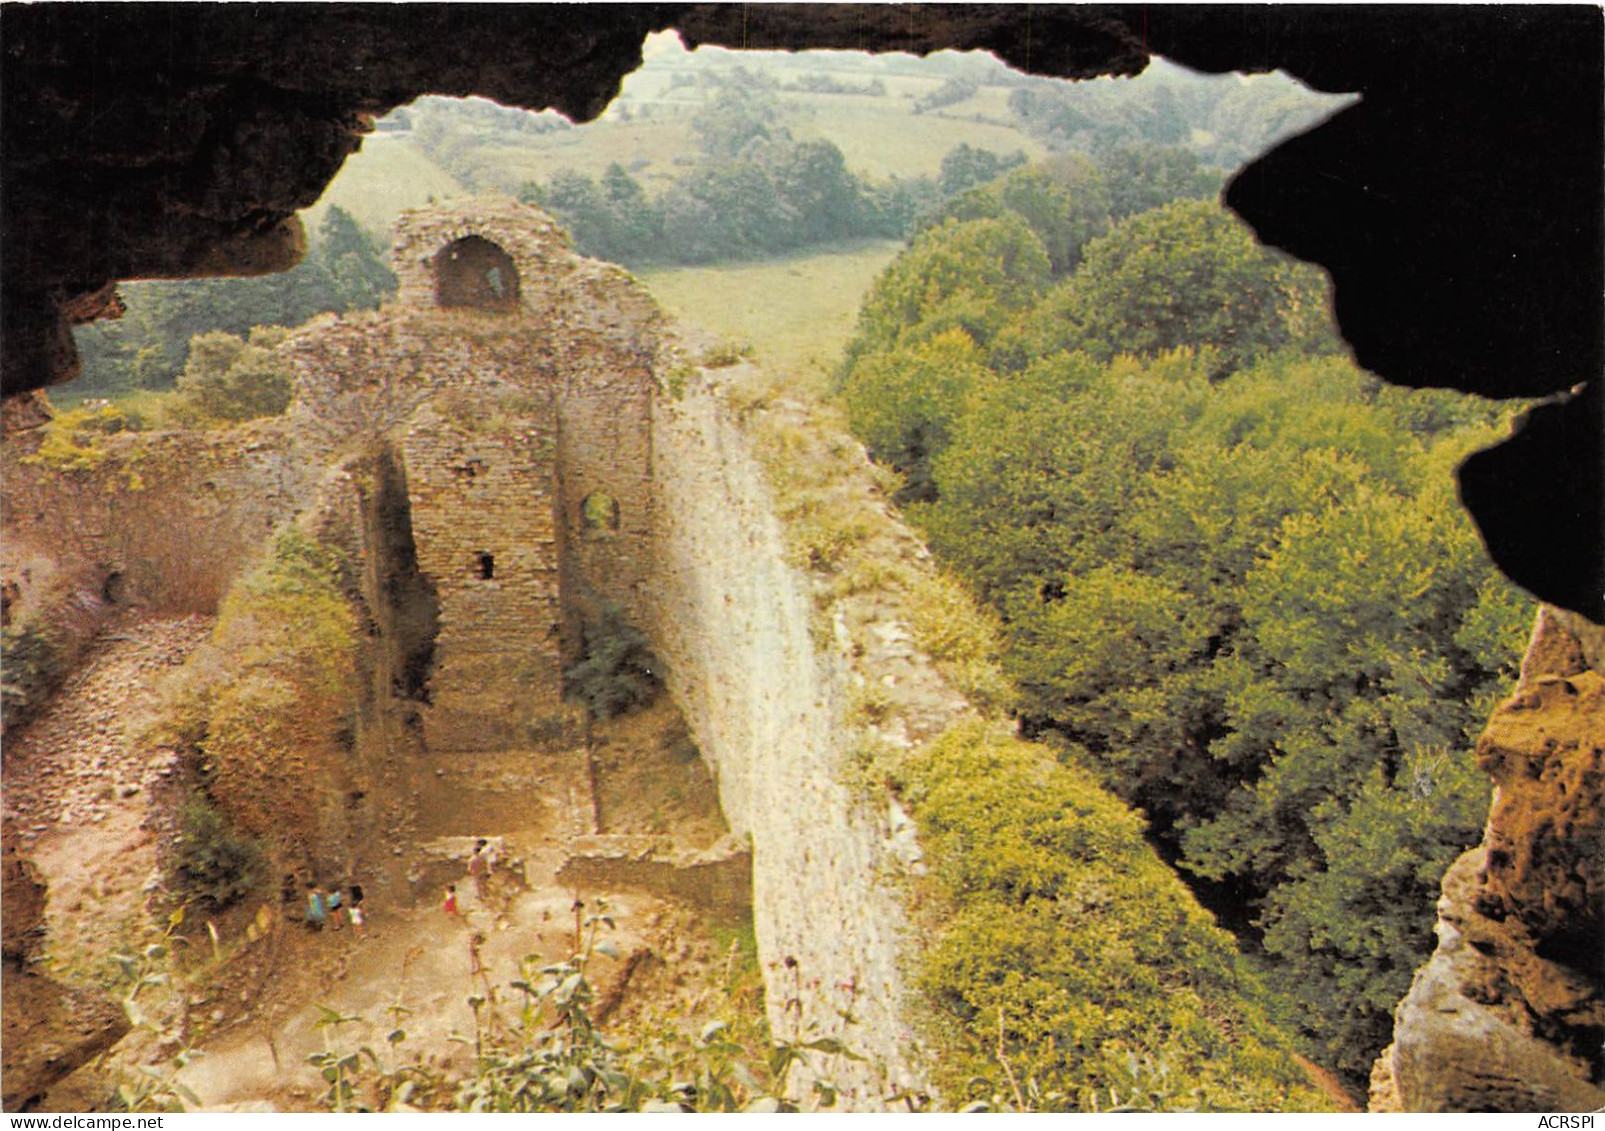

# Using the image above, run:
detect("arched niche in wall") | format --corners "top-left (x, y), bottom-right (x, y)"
top-left (580, 492), bottom-right (620, 538)
top-left (434, 235), bottom-right (521, 312)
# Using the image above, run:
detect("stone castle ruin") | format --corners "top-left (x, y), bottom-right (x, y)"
top-left (2, 198), bottom-right (924, 1106)
top-left (286, 202), bottom-right (661, 753)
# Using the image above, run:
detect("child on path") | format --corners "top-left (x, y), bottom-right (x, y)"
top-left (443, 884), bottom-right (458, 917)
top-left (326, 887), bottom-right (344, 931)
top-left (346, 883), bottom-right (367, 938)
top-left (305, 883), bottom-right (327, 931)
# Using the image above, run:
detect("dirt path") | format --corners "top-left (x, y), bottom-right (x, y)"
top-left (173, 882), bottom-right (665, 1110)
top-left (4, 614), bottom-right (214, 986)
top-left (6, 619), bottom-right (738, 1112)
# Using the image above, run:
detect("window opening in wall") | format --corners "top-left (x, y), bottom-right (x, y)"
top-left (475, 551), bottom-right (496, 579)
top-left (434, 235), bottom-right (521, 311)
top-left (580, 493), bottom-right (621, 536)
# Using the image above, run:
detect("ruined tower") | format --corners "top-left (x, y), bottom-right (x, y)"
top-left (289, 197), bottom-right (664, 751)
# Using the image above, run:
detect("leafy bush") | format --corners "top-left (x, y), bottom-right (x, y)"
top-left (170, 791), bottom-right (262, 910)
top-left (167, 328), bottom-right (293, 425)
top-left (563, 605), bottom-right (661, 719)
top-left (902, 720), bottom-right (1329, 1111)
top-left (22, 400), bottom-right (131, 472)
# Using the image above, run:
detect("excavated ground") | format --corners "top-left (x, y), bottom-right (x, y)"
top-left (4, 613), bottom-right (214, 994)
top-left (5, 618), bottom-right (753, 1112)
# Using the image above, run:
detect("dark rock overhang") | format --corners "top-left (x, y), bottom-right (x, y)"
top-left (2, 3), bottom-right (1599, 620)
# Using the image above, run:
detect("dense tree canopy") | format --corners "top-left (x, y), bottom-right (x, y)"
top-left (848, 214), bottom-right (1052, 362)
top-left (991, 200), bottom-right (1340, 375)
top-left (920, 157), bottom-right (1112, 276)
top-left (840, 194), bottom-right (1533, 1086)
top-left (1096, 144), bottom-right (1221, 222)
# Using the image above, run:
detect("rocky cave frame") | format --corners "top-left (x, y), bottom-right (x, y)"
top-left (0, 7), bottom-right (1600, 1114)
top-left (1, 3), bottom-right (1598, 623)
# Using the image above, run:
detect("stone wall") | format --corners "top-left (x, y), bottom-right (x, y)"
top-left (644, 379), bottom-right (926, 1107)
top-left (403, 399), bottom-right (564, 750)
top-left (1, 421), bottom-right (302, 615)
top-left (555, 332), bottom-right (657, 645)
top-left (558, 834), bottom-right (752, 921)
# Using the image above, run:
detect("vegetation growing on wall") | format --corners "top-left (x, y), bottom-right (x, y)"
top-left (564, 603), bottom-right (663, 720)
top-left (838, 186), bottom-right (1534, 1084)
top-left (22, 400), bottom-right (138, 474)
top-left (1, 618), bottom-right (71, 731)
top-left (169, 790), bottom-right (263, 911)
top-left (902, 720), bottom-right (1327, 1111)
top-left (716, 353), bottom-right (1327, 1110)
top-left (157, 526), bottom-right (362, 858)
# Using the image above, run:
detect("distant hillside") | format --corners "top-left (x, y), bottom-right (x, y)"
top-left (302, 135), bottom-right (466, 240)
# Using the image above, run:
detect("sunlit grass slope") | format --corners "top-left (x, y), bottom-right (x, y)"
top-left (639, 239), bottom-right (903, 387)
top-left (303, 135), bottom-right (465, 238)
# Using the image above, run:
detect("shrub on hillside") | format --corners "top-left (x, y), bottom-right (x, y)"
top-left (901, 720), bottom-right (1329, 1112)
top-left (170, 791), bottom-right (262, 910)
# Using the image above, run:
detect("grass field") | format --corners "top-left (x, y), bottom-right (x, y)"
top-left (787, 96), bottom-right (1043, 179)
top-left (303, 135), bottom-right (466, 240)
top-left (456, 114), bottom-right (701, 194)
top-left (639, 239), bottom-right (903, 389)
top-left (431, 84), bottom-right (1043, 194)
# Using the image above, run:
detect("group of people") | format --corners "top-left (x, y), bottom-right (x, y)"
top-left (305, 881), bottom-right (366, 937)
top-left (443, 838), bottom-right (498, 917)
top-left (301, 838), bottom-right (494, 934)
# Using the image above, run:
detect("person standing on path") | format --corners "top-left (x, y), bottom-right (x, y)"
top-left (467, 838), bottom-right (492, 904)
top-left (443, 884), bottom-right (459, 917)
top-left (305, 883), bottom-right (327, 932)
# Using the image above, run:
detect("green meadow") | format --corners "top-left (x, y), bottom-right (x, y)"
top-left (639, 240), bottom-right (904, 386)
top-left (302, 135), bottom-right (465, 241)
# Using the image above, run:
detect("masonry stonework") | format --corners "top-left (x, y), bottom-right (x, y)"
top-left (284, 197), bottom-right (663, 744)
top-left (403, 400), bottom-right (563, 750)
top-left (3, 198), bottom-right (928, 1106)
